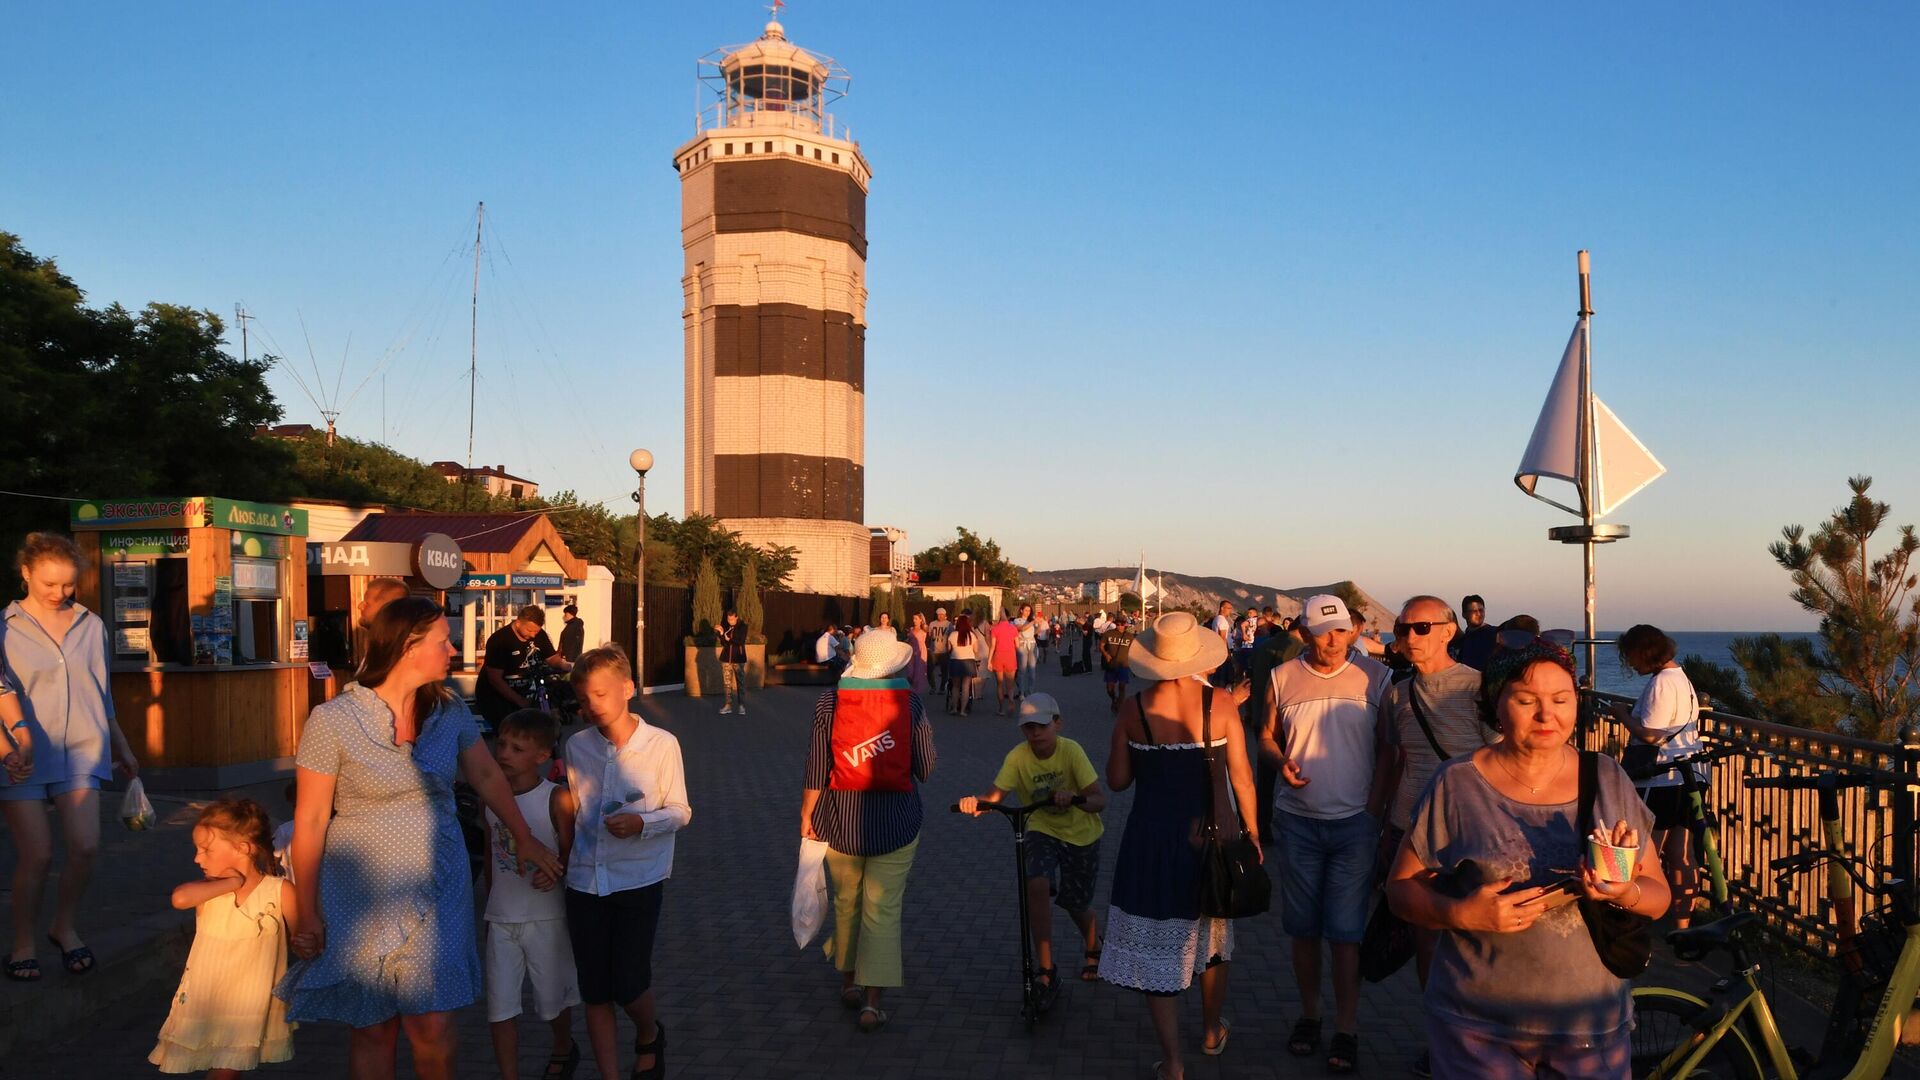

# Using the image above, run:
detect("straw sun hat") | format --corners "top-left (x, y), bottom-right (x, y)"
top-left (844, 626), bottom-right (914, 680)
top-left (1127, 612), bottom-right (1228, 682)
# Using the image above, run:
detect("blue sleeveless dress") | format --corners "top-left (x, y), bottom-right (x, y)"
top-left (1098, 716), bottom-right (1233, 993)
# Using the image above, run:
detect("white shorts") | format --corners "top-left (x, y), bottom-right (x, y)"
top-left (485, 918), bottom-right (581, 1023)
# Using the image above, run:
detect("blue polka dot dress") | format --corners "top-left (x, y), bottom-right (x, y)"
top-left (275, 686), bottom-right (483, 1026)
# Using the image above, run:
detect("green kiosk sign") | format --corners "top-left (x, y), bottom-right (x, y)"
top-left (71, 497), bottom-right (308, 536)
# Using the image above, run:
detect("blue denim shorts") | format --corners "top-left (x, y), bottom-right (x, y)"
top-left (1275, 808), bottom-right (1379, 943)
top-left (0, 775), bottom-right (102, 802)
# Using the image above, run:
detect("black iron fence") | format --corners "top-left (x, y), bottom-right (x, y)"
top-left (1583, 690), bottom-right (1920, 957)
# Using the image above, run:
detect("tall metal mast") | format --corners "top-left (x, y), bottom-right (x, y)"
top-left (466, 201), bottom-right (484, 505)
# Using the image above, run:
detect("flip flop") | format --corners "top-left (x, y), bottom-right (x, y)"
top-left (1202, 1017), bottom-right (1231, 1056)
top-left (5, 956), bottom-right (40, 982)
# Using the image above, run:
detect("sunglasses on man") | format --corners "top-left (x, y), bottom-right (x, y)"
top-left (1393, 619), bottom-right (1455, 637)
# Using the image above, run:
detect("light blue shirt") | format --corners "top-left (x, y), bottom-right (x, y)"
top-left (563, 717), bottom-right (690, 896)
top-left (1, 601), bottom-right (116, 783)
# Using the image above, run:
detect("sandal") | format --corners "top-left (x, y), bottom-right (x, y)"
top-left (857, 1005), bottom-right (888, 1033)
top-left (5, 956), bottom-right (40, 982)
top-left (839, 984), bottom-right (865, 1008)
top-left (48, 935), bottom-right (93, 976)
top-left (1327, 1031), bottom-right (1359, 1074)
top-left (630, 1022), bottom-right (664, 1080)
top-left (542, 1042), bottom-right (580, 1080)
top-left (1035, 966), bottom-right (1058, 1012)
top-left (1287, 1016), bottom-right (1322, 1057)
top-left (1202, 1017), bottom-right (1231, 1056)
top-left (1080, 943), bottom-right (1102, 982)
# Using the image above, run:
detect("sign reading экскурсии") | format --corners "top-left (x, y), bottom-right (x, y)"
top-left (70, 497), bottom-right (309, 537)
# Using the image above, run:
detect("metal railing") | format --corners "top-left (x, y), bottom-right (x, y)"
top-left (1582, 691), bottom-right (1920, 957)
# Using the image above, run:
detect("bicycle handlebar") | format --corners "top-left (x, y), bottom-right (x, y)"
top-left (1769, 849), bottom-right (1910, 900)
top-left (1623, 745), bottom-right (1736, 782)
top-left (952, 796), bottom-right (1088, 815)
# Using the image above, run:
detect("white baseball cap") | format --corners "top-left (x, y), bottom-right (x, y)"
top-left (1300, 594), bottom-right (1352, 637)
top-left (1016, 692), bottom-right (1063, 726)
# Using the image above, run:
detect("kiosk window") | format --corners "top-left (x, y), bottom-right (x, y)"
top-left (103, 556), bottom-right (192, 666)
top-left (231, 556), bottom-right (282, 663)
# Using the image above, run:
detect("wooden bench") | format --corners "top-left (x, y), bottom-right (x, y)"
top-left (769, 662), bottom-right (837, 686)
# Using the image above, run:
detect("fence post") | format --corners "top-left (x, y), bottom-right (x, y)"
top-left (1899, 721), bottom-right (1920, 887)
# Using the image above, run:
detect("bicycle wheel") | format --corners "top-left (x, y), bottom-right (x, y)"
top-left (1630, 990), bottom-right (1764, 1079)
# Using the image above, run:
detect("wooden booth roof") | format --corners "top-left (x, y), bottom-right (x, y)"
top-left (342, 512), bottom-right (587, 580)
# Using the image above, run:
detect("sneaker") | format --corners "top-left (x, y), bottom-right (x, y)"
top-left (736, 705), bottom-right (747, 715)
top-left (1411, 1050), bottom-right (1431, 1078)
top-left (719, 705), bottom-right (734, 715)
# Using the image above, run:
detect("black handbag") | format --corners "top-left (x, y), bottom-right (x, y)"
top-left (1576, 751), bottom-right (1654, 978)
top-left (1197, 687), bottom-right (1272, 919)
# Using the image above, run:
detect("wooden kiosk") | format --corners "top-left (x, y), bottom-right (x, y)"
top-left (70, 496), bottom-right (319, 788)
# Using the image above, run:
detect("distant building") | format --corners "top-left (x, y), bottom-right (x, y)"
top-left (257, 424), bottom-right (316, 440)
top-left (431, 462), bottom-right (539, 501)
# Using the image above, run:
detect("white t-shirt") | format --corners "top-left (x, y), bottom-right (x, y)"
top-left (1268, 655), bottom-right (1392, 820)
top-left (815, 632), bottom-right (836, 663)
top-left (486, 778), bottom-right (564, 922)
top-left (1633, 666), bottom-right (1702, 789)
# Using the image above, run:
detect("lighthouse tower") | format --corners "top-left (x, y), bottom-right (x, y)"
top-left (674, 17), bottom-right (871, 596)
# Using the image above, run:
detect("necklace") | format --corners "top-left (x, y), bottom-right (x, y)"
top-left (1493, 746), bottom-right (1566, 795)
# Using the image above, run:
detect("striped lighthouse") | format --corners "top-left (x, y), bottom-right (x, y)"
top-left (673, 16), bottom-right (871, 596)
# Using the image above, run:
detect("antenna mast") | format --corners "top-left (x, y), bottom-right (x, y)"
top-left (467, 201), bottom-right (484, 506)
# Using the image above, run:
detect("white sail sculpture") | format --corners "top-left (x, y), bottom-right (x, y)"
top-left (1513, 251), bottom-right (1665, 685)
top-left (1516, 323), bottom-right (1666, 519)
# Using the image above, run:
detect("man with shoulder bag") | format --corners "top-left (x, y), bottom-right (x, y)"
top-left (1366, 595), bottom-right (1487, 1078)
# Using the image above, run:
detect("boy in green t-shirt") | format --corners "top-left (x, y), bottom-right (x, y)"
top-left (957, 692), bottom-right (1107, 1004)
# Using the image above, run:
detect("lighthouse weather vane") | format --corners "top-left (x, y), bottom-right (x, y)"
top-left (768, 0), bottom-right (785, 18)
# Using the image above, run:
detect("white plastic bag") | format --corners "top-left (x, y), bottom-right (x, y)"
top-left (120, 777), bottom-right (156, 831)
top-left (792, 837), bottom-right (830, 949)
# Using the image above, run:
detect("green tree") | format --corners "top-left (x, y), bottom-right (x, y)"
top-left (1739, 476), bottom-right (1920, 741)
top-left (736, 555), bottom-right (765, 641)
top-left (887, 585), bottom-right (908, 630)
top-left (1, 231), bottom-right (290, 552)
top-left (913, 527), bottom-right (1022, 588)
top-left (691, 556), bottom-right (723, 641)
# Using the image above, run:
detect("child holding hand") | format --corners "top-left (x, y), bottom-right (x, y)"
top-left (554, 646), bottom-right (690, 1080)
top-left (484, 709), bottom-right (581, 1080)
top-left (149, 799), bottom-right (296, 1077)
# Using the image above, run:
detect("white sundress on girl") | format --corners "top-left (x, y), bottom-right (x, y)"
top-left (149, 874), bottom-right (295, 1073)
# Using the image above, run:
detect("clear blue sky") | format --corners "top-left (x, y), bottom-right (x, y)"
top-left (9, 3), bottom-right (1917, 630)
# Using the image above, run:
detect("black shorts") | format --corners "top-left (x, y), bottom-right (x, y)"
top-left (1640, 785), bottom-right (1691, 830)
top-left (1024, 833), bottom-right (1100, 915)
top-left (565, 882), bottom-right (664, 1006)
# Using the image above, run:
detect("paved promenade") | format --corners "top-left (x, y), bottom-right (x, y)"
top-left (2, 657), bottom-right (1911, 1078)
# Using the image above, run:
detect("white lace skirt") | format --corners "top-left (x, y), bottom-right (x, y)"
top-left (1098, 905), bottom-right (1233, 993)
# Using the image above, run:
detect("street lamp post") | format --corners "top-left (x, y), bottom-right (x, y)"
top-left (629, 448), bottom-right (653, 693)
top-left (957, 551), bottom-right (969, 612)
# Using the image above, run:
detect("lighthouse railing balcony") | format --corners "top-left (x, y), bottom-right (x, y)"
top-left (1581, 689), bottom-right (1920, 959)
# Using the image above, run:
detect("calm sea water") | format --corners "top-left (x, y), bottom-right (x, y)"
top-left (1587, 630), bottom-right (1819, 697)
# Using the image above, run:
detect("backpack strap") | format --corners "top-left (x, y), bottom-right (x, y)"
top-left (1406, 678), bottom-right (1449, 761)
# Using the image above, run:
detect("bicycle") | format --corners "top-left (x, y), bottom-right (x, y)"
top-left (1625, 746), bottom-right (1739, 921)
top-left (1629, 770), bottom-right (1920, 1078)
top-left (952, 796), bottom-right (1087, 1026)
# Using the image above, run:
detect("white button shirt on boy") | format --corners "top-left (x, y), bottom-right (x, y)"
top-left (564, 718), bottom-right (692, 896)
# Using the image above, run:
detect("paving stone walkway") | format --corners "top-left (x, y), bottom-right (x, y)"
top-left (2, 656), bottom-right (1908, 1078)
